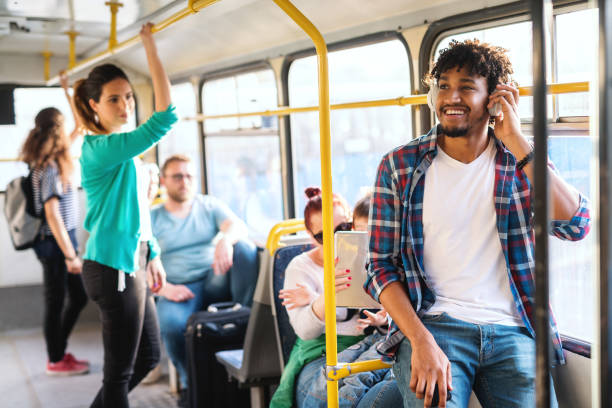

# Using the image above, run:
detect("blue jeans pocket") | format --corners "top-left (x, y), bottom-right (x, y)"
top-left (420, 312), bottom-right (447, 322)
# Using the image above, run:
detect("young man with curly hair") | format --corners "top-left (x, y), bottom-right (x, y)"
top-left (365, 39), bottom-right (591, 407)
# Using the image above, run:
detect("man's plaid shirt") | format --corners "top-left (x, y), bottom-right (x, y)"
top-left (365, 126), bottom-right (591, 364)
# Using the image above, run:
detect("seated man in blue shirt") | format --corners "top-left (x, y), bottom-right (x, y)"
top-left (151, 154), bottom-right (258, 393)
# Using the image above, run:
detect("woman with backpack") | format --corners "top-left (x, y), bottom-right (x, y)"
top-left (72, 23), bottom-right (176, 408)
top-left (19, 73), bottom-right (89, 376)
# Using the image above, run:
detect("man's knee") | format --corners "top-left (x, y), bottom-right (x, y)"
top-left (160, 318), bottom-right (186, 338)
top-left (158, 307), bottom-right (189, 339)
top-left (232, 239), bottom-right (257, 262)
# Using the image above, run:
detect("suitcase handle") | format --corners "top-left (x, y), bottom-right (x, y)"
top-left (207, 301), bottom-right (242, 313)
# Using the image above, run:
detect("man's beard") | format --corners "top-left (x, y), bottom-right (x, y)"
top-left (439, 124), bottom-right (469, 138)
top-left (167, 190), bottom-right (191, 203)
top-left (438, 108), bottom-right (489, 138)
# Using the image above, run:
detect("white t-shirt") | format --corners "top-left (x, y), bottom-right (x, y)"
top-left (284, 252), bottom-right (363, 340)
top-left (422, 138), bottom-right (522, 326)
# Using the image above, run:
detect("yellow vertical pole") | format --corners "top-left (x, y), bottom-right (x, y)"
top-left (42, 51), bottom-right (52, 82)
top-left (270, 1), bottom-right (338, 406)
top-left (105, 1), bottom-right (123, 49)
top-left (65, 30), bottom-right (78, 69)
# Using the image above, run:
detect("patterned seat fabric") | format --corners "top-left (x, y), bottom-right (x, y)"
top-left (272, 244), bottom-right (313, 365)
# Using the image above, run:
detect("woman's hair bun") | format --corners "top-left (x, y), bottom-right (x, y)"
top-left (304, 187), bottom-right (322, 200)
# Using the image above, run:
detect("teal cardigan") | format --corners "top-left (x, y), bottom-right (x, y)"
top-left (80, 105), bottom-right (177, 272)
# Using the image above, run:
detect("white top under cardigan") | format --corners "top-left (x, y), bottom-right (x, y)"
top-left (283, 252), bottom-right (363, 340)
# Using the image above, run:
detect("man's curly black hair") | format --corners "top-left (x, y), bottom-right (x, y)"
top-left (426, 39), bottom-right (514, 94)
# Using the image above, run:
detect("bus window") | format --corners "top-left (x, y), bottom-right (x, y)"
top-left (158, 82), bottom-right (202, 192)
top-left (202, 69), bottom-right (282, 243)
top-left (556, 8), bottom-right (597, 118)
top-left (203, 70), bottom-right (278, 133)
top-left (288, 39), bottom-right (412, 213)
top-left (1, 87), bottom-right (78, 190)
top-left (548, 7), bottom-right (596, 342)
top-left (434, 9), bottom-right (596, 342)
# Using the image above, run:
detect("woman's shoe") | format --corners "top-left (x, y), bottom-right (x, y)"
top-left (46, 359), bottom-right (89, 376)
top-left (63, 352), bottom-right (90, 366)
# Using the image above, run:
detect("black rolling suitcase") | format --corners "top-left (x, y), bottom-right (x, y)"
top-left (185, 301), bottom-right (251, 408)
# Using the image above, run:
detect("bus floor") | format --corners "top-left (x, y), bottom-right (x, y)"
top-left (0, 322), bottom-right (179, 408)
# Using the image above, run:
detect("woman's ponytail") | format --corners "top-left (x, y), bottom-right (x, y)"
top-left (73, 78), bottom-right (105, 134)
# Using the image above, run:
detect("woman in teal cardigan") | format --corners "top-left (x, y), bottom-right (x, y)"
top-left (73, 23), bottom-right (177, 408)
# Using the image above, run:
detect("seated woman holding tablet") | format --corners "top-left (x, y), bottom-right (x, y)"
top-left (270, 189), bottom-right (400, 408)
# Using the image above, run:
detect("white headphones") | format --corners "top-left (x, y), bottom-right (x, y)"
top-left (427, 83), bottom-right (501, 117)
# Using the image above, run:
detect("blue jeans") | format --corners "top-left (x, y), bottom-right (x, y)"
top-left (296, 333), bottom-right (402, 408)
top-left (156, 240), bottom-right (258, 387)
top-left (392, 313), bottom-right (558, 408)
top-left (33, 230), bottom-right (87, 363)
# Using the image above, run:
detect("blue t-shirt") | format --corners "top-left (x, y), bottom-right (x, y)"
top-left (151, 194), bottom-right (237, 284)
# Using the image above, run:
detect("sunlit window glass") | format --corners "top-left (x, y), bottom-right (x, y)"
top-left (204, 136), bottom-right (283, 243)
top-left (547, 8), bottom-right (596, 341)
top-left (548, 134), bottom-right (593, 341)
top-left (202, 69), bottom-right (283, 243)
top-left (556, 8), bottom-right (597, 117)
top-left (158, 82), bottom-right (202, 192)
top-left (288, 39), bottom-right (412, 214)
top-left (1, 87), bottom-right (80, 190)
top-left (203, 70), bottom-right (278, 133)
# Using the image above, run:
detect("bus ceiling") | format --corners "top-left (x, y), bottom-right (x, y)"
top-left (0, 0), bottom-right (530, 86)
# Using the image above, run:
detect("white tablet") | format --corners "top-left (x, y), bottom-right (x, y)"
top-left (335, 231), bottom-right (381, 309)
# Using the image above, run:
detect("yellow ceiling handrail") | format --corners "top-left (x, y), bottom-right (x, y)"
top-left (105, 1), bottom-right (123, 50)
top-left (65, 30), bottom-right (79, 69)
top-left (185, 81), bottom-right (590, 121)
top-left (42, 51), bottom-right (52, 82)
top-left (0, 81), bottom-right (591, 164)
top-left (45, 0), bottom-right (221, 85)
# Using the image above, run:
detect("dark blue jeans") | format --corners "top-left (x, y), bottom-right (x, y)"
top-left (392, 313), bottom-right (558, 408)
top-left (296, 332), bottom-right (402, 408)
top-left (33, 230), bottom-right (87, 363)
top-left (156, 239), bottom-right (258, 387)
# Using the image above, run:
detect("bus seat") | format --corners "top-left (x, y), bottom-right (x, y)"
top-left (215, 246), bottom-right (286, 406)
top-left (271, 243), bottom-right (314, 366)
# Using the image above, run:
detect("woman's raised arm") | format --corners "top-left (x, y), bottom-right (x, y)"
top-left (140, 23), bottom-right (171, 112)
top-left (60, 71), bottom-right (85, 142)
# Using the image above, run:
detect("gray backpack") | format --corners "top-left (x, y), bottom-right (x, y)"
top-left (4, 172), bottom-right (42, 250)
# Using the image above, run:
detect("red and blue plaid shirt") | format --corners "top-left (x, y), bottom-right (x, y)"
top-left (365, 126), bottom-right (591, 364)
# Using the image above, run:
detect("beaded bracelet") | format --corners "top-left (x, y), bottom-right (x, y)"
top-left (516, 147), bottom-right (535, 170)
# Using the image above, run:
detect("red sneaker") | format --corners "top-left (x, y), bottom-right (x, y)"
top-left (46, 359), bottom-right (89, 376)
top-left (63, 352), bottom-right (90, 367)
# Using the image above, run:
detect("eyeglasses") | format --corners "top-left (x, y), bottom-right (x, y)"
top-left (313, 222), bottom-right (352, 245)
top-left (167, 173), bottom-right (194, 182)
